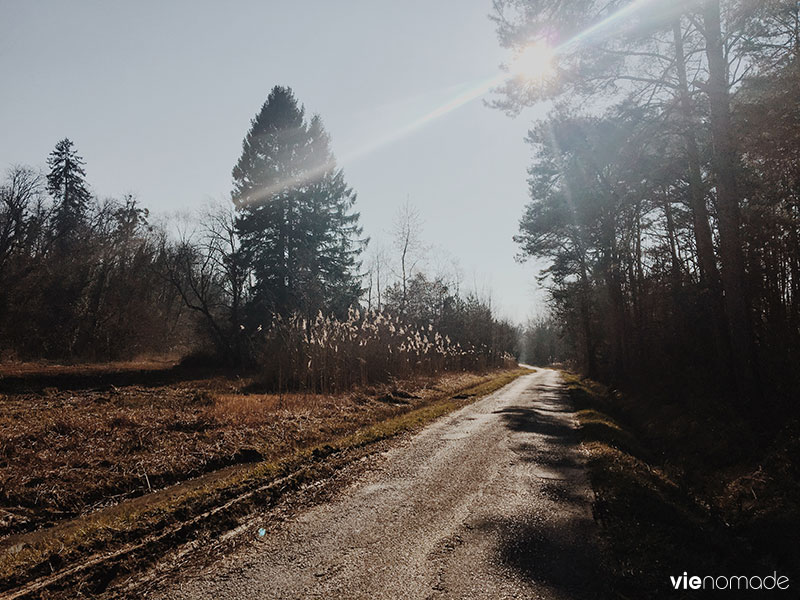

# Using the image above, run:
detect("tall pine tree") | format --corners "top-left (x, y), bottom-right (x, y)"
top-left (46, 138), bottom-right (91, 240)
top-left (232, 86), bottom-right (364, 320)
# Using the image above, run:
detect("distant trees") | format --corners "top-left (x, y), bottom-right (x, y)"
top-left (0, 89), bottom-right (518, 379)
top-left (0, 159), bottom-right (189, 360)
top-left (156, 86), bottom-right (369, 364)
top-left (519, 316), bottom-right (568, 367)
top-left (155, 85), bottom-right (518, 372)
top-left (364, 241), bottom-right (389, 312)
top-left (164, 203), bottom-right (249, 363)
top-left (390, 201), bottom-right (425, 317)
top-left (0, 166), bottom-right (44, 283)
top-left (46, 138), bottom-right (91, 241)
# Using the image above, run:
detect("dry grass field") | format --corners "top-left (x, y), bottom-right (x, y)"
top-left (0, 363), bottom-right (513, 540)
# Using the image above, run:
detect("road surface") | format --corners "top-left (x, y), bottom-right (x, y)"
top-left (156, 369), bottom-right (605, 599)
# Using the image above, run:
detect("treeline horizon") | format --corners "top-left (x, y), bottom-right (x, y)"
top-left (0, 86), bottom-right (518, 387)
top-left (503, 0), bottom-right (800, 405)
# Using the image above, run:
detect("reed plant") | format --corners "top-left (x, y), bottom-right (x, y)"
top-left (254, 308), bottom-right (515, 393)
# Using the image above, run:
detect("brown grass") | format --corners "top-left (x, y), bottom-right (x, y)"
top-left (0, 366), bottom-right (531, 595)
top-left (0, 357), bottom-right (179, 379)
top-left (210, 392), bottom-right (350, 423)
top-left (563, 372), bottom-right (797, 598)
top-left (0, 368), bottom-right (522, 541)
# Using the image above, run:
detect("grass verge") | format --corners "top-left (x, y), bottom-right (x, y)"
top-left (0, 367), bottom-right (531, 598)
top-left (563, 373), bottom-right (775, 599)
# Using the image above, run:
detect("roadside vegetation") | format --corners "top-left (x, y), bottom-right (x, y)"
top-left (0, 366), bottom-right (519, 539)
top-left (565, 373), bottom-right (799, 598)
top-left (0, 87), bottom-right (517, 375)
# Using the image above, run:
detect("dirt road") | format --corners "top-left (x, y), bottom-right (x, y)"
top-left (155, 369), bottom-right (605, 599)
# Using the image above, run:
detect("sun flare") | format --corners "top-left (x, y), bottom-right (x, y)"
top-left (510, 42), bottom-right (556, 82)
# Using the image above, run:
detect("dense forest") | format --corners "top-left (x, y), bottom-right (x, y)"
top-left (0, 86), bottom-right (517, 389)
top-left (500, 0), bottom-right (800, 405)
top-left (502, 0), bottom-right (800, 584)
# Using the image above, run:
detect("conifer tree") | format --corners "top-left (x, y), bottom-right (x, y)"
top-left (46, 138), bottom-right (91, 240)
top-left (232, 86), bottom-right (364, 320)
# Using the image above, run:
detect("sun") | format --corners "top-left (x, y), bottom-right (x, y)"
top-left (510, 42), bottom-right (556, 82)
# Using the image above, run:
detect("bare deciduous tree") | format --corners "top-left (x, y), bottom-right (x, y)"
top-left (391, 200), bottom-right (425, 317)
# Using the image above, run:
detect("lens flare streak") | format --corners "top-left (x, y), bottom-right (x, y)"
top-left (343, 0), bottom-right (668, 163)
top-left (243, 0), bottom-right (667, 205)
top-left (341, 74), bottom-right (505, 165)
top-left (555, 0), bottom-right (663, 53)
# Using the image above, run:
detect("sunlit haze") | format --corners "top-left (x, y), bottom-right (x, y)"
top-left (0, 0), bottom-right (549, 322)
top-left (510, 42), bottom-right (556, 82)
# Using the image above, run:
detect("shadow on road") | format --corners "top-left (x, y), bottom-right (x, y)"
top-left (485, 381), bottom-right (609, 599)
top-left (495, 404), bottom-right (576, 438)
top-left (474, 516), bottom-right (607, 599)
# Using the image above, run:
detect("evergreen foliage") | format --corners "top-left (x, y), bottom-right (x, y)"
top-left (232, 86), bottom-right (364, 321)
top-left (46, 138), bottom-right (91, 239)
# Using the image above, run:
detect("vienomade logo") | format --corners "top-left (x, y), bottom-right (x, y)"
top-left (670, 572), bottom-right (790, 591)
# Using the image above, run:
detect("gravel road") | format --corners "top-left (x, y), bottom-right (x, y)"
top-left (155, 368), bottom-right (606, 599)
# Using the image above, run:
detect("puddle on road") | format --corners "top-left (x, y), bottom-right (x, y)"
top-left (530, 466), bottom-right (583, 480)
top-left (441, 432), bottom-right (470, 440)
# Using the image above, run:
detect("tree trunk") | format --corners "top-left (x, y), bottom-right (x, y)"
top-left (673, 18), bottom-right (734, 386)
top-left (673, 19), bottom-right (721, 290)
top-left (579, 265), bottom-right (597, 379)
top-left (702, 0), bottom-right (759, 400)
top-left (662, 190), bottom-right (681, 283)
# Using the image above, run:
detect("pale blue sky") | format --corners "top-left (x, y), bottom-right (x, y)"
top-left (0, 0), bottom-right (547, 321)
